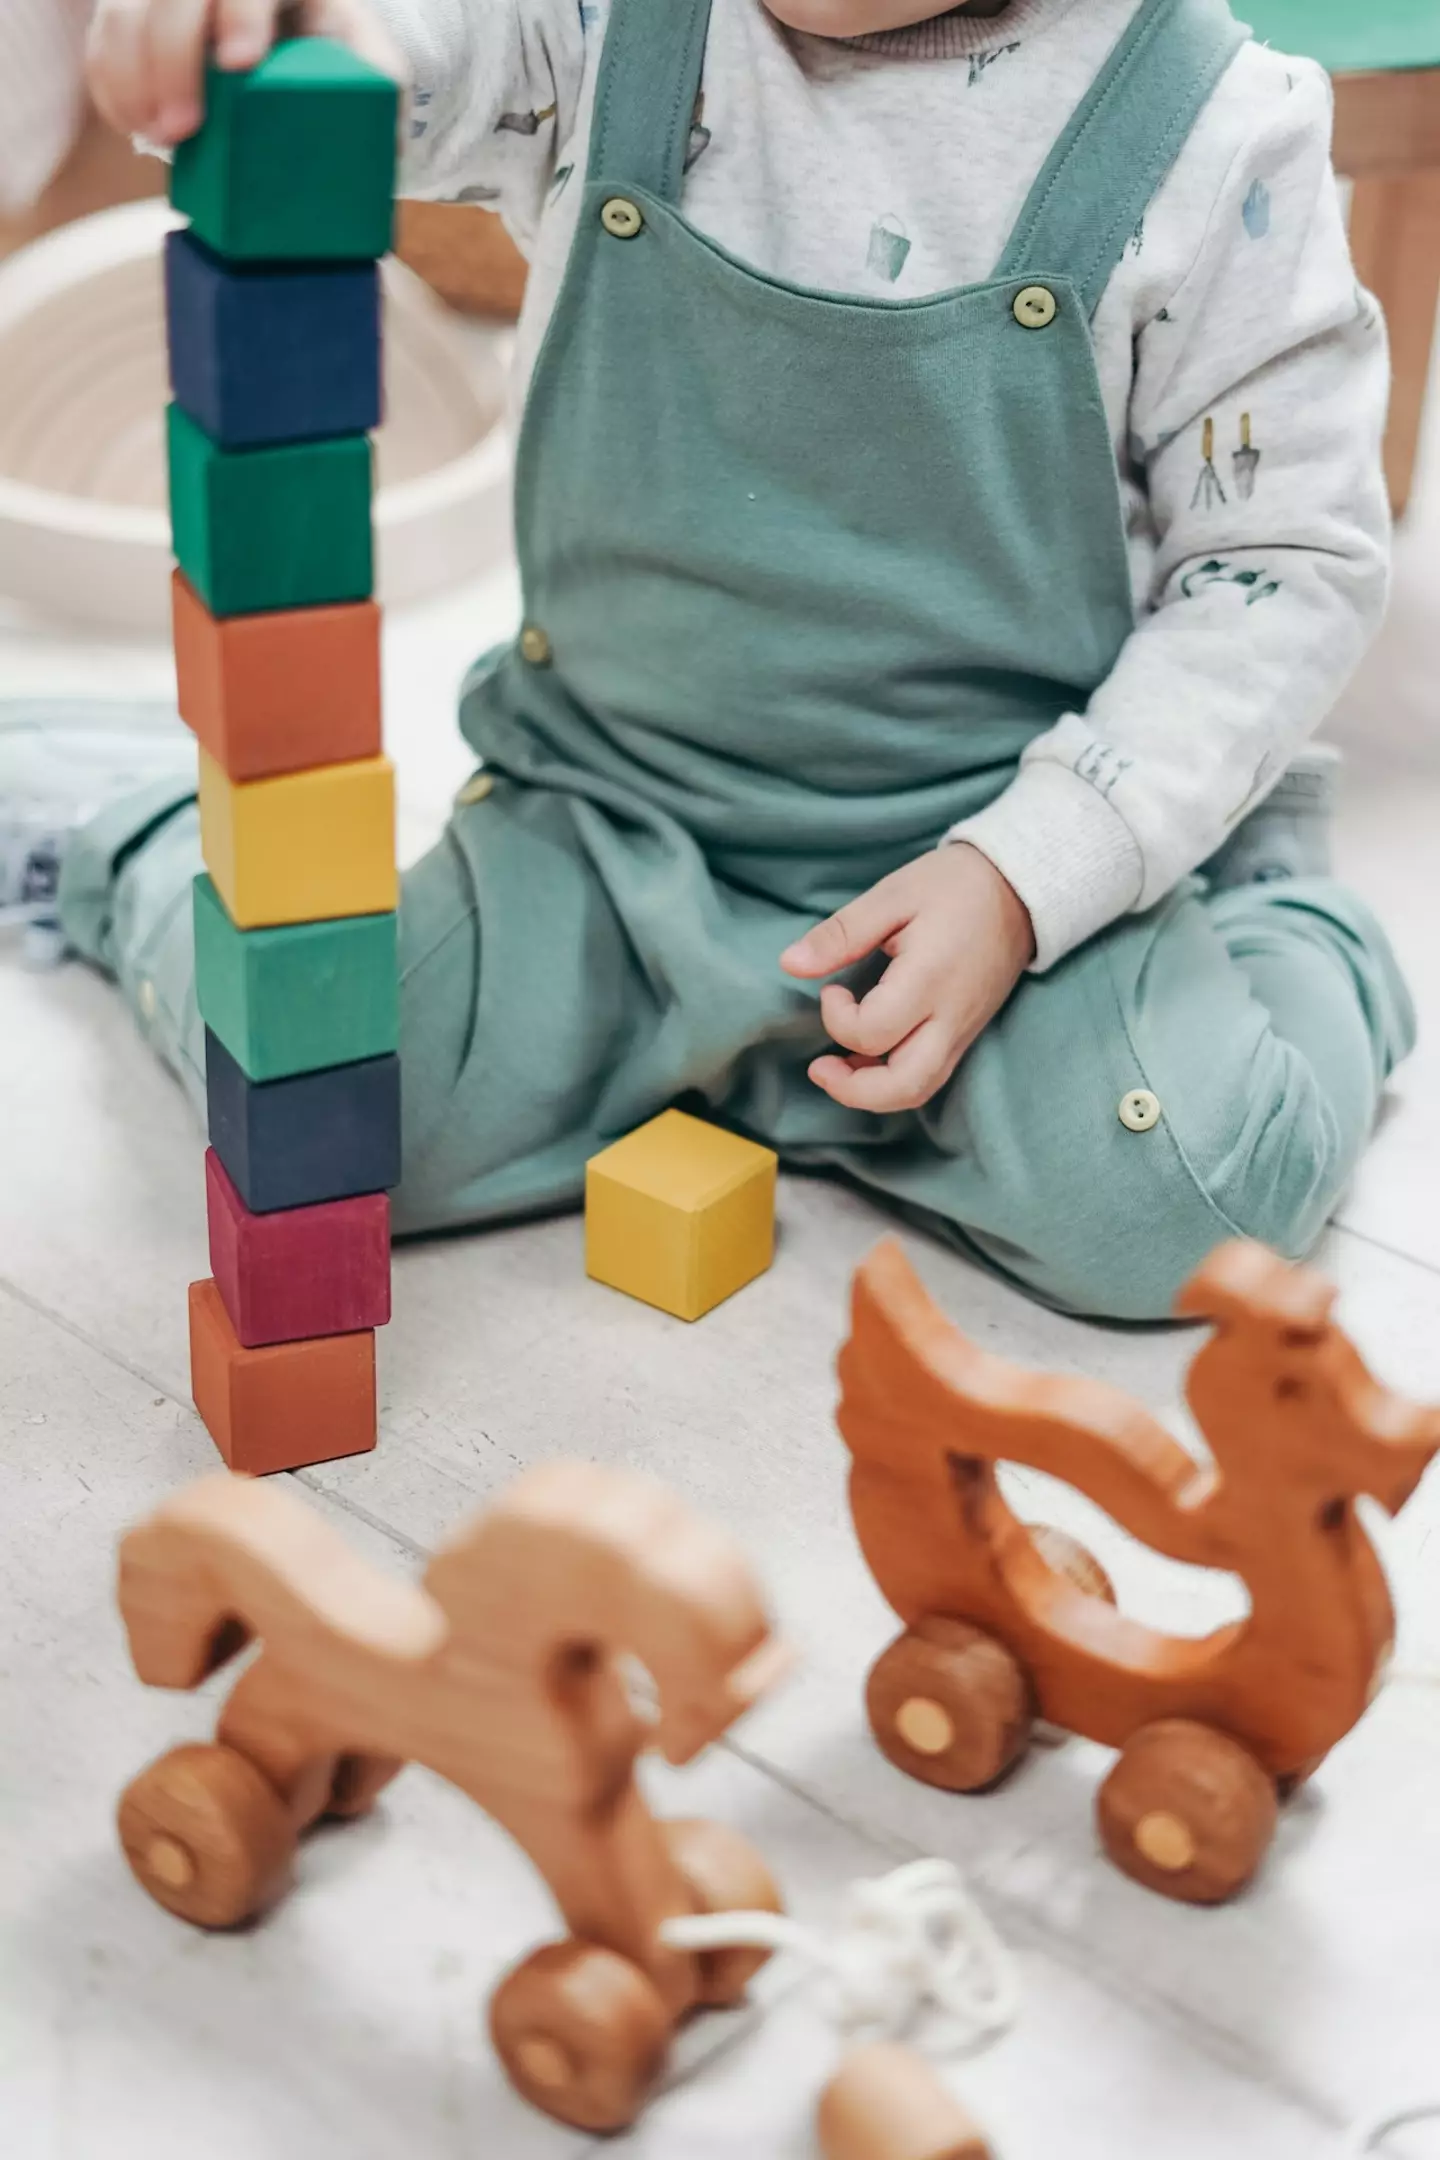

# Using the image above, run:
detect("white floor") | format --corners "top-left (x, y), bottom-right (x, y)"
top-left (5, 396), bottom-right (1440, 2160)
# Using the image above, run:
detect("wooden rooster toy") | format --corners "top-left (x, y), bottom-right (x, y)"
top-left (839, 1238), bottom-right (1439, 1904)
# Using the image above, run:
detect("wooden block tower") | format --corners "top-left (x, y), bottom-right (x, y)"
top-left (165, 39), bottom-right (401, 1474)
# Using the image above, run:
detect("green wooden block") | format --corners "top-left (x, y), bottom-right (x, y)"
top-left (171, 39), bottom-right (397, 262)
top-left (194, 872), bottom-right (399, 1082)
top-left (1245, 2), bottom-right (1440, 75)
top-left (167, 403), bottom-right (372, 618)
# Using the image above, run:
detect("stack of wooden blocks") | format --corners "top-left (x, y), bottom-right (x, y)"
top-left (165, 39), bottom-right (401, 1475)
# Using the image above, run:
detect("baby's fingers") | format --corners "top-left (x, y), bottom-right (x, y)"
top-left (145, 0), bottom-right (213, 141)
top-left (88, 0), bottom-right (156, 138)
top-left (820, 958), bottom-right (930, 1060)
top-left (808, 1018), bottom-right (951, 1115)
top-left (779, 876), bottom-right (911, 980)
top-left (213, 0), bottom-right (284, 69)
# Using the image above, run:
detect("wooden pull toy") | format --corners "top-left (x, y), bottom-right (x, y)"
top-left (115, 1461), bottom-right (789, 2132)
top-left (818, 2043), bottom-right (993, 2160)
top-left (839, 1238), bottom-right (1440, 1904)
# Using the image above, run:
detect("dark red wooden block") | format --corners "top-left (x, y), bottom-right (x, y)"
top-left (206, 1147), bottom-right (391, 1348)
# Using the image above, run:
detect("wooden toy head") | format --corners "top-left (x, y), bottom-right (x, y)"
top-left (1178, 1242), bottom-right (1440, 1517)
top-left (422, 1461), bottom-right (789, 1765)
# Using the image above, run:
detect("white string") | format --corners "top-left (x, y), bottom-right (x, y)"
top-left (661, 1857), bottom-right (1021, 2051)
top-left (662, 1859), bottom-right (1440, 2150)
top-left (1344, 2107), bottom-right (1440, 2155)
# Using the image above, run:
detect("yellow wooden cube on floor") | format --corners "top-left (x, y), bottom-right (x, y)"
top-left (198, 745), bottom-right (397, 929)
top-left (585, 1109), bottom-right (777, 1321)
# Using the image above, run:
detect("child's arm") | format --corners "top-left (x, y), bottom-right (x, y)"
top-left (784, 52), bottom-right (1388, 1113)
top-left (88, 0), bottom-right (584, 244)
top-left (950, 52), bottom-right (1389, 974)
top-left (367, 0), bottom-right (586, 229)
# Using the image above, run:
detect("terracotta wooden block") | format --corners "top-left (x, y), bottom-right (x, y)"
top-left (116, 1461), bottom-right (788, 2131)
top-left (204, 1028), bottom-right (400, 1214)
top-left (205, 1148), bottom-right (391, 1348)
top-left (173, 574), bottom-right (382, 783)
top-left (170, 39), bottom-right (397, 263)
top-left (585, 1110), bottom-right (776, 1322)
top-left (187, 1277), bottom-right (376, 1472)
top-left (839, 1238), bottom-right (1440, 1905)
top-left (197, 744), bottom-right (397, 930)
top-left (193, 873), bottom-right (398, 1083)
top-left (818, 2044), bottom-right (992, 2160)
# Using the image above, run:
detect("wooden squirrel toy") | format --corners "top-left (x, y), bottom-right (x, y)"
top-left (115, 1460), bottom-right (788, 2131)
top-left (839, 1237), bottom-right (1440, 1904)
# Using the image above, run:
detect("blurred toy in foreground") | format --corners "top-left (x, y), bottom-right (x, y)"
top-left (819, 2042), bottom-right (993, 2160)
top-left (840, 1238), bottom-right (1440, 1904)
top-left (115, 1461), bottom-right (787, 2131)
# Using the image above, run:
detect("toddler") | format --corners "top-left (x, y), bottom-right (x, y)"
top-left (29, 0), bottom-right (1415, 1317)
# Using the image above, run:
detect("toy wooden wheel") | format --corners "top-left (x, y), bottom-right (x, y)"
top-left (489, 1940), bottom-right (673, 2132)
top-left (866, 1618), bottom-right (1033, 1793)
top-left (1028, 1524), bottom-right (1117, 1605)
top-left (663, 1815), bottom-right (782, 2006)
top-left (117, 1742), bottom-right (295, 1928)
top-left (1097, 1719), bottom-right (1279, 1904)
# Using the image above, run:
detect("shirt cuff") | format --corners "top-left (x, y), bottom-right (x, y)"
top-left (946, 762), bottom-right (1144, 973)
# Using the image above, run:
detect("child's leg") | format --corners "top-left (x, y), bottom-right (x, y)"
top-left (55, 768), bottom-right (774, 1238)
top-left (56, 782), bottom-right (486, 1209)
top-left (59, 781), bottom-right (209, 1113)
top-left (825, 878), bottom-right (1414, 1323)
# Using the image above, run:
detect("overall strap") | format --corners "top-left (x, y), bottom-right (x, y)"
top-left (587, 0), bottom-right (716, 202)
top-left (995, 0), bottom-right (1249, 318)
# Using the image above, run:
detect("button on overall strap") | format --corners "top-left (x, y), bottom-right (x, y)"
top-left (588, 0), bottom-right (716, 199)
top-left (995, 0), bottom-right (1250, 318)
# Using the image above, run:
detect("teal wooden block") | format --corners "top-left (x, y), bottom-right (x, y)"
top-left (167, 403), bottom-right (372, 618)
top-left (194, 872), bottom-right (399, 1082)
top-left (1244, 2), bottom-right (1440, 75)
top-left (171, 39), bottom-right (397, 262)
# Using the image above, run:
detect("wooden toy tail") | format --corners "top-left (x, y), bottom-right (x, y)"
top-left (118, 1472), bottom-right (444, 1690)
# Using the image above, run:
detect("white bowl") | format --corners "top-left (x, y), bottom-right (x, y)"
top-left (0, 198), bottom-right (513, 632)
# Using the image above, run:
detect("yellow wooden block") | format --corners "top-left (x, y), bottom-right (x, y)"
top-left (585, 1109), bottom-right (777, 1321)
top-left (198, 745), bottom-right (397, 928)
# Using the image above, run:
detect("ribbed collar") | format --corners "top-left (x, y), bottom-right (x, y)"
top-left (841, 0), bottom-right (1076, 60)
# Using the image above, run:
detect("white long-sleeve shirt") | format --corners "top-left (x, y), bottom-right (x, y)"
top-left (378, 0), bottom-right (1390, 969)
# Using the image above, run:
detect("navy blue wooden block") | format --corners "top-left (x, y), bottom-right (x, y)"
top-left (204, 1027), bottom-right (400, 1213)
top-left (166, 229), bottom-right (382, 451)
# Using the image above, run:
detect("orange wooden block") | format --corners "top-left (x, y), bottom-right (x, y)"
top-left (188, 1276), bottom-right (376, 1473)
top-left (172, 569), bottom-right (381, 782)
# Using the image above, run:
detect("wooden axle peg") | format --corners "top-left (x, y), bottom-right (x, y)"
top-left (818, 2043), bottom-right (993, 2160)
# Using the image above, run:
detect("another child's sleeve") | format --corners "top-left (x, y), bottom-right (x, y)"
top-left (951, 54), bottom-right (1390, 974)
top-left (370, 0), bottom-right (589, 247)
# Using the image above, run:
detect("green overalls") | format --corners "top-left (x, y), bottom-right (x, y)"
top-left (64, 0), bottom-right (1413, 1318)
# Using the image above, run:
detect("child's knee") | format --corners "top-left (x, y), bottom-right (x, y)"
top-left (971, 1024), bottom-right (1351, 1324)
top-left (1046, 1053), bottom-right (1343, 1322)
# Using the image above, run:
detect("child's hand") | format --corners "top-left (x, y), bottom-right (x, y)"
top-left (88, 0), bottom-right (406, 147)
top-left (779, 844), bottom-right (1035, 1113)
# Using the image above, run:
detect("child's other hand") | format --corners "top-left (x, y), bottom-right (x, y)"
top-left (779, 844), bottom-right (1035, 1113)
top-left (88, 0), bottom-right (406, 147)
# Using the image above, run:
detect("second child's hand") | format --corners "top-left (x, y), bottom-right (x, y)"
top-left (88, 0), bottom-right (406, 148)
top-left (779, 843), bottom-right (1036, 1114)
